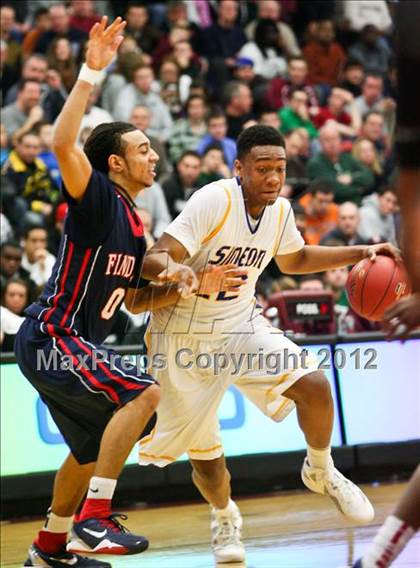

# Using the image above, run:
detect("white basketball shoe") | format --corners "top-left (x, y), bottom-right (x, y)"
top-left (211, 500), bottom-right (245, 563)
top-left (301, 457), bottom-right (375, 524)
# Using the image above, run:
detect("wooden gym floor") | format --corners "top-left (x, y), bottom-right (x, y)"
top-left (1, 482), bottom-right (419, 567)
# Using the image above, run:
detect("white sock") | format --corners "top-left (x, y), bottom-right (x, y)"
top-left (43, 511), bottom-right (73, 533)
top-left (87, 476), bottom-right (117, 500)
top-left (307, 445), bottom-right (331, 470)
top-left (363, 515), bottom-right (415, 567)
top-left (214, 498), bottom-right (236, 516)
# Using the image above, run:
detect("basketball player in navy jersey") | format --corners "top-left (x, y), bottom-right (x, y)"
top-left (13, 16), bottom-right (224, 567)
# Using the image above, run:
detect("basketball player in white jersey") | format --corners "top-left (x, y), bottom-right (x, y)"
top-left (136, 125), bottom-right (400, 563)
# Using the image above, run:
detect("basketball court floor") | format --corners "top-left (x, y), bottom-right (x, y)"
top-left (2, 481), bottom-right (419, 567)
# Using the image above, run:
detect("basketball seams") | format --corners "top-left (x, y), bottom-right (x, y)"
top-left (359, 258), bottom-right (371, 316)
top-left (367, 261), bottom-right (398, 319)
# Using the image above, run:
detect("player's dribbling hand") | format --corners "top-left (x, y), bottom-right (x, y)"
top-left (157, 264), bottom-right (199, 298)
top-left (383, 293), bottom-right (420, 339)
top-left (85, 16), bottom-right (126, 71)
top-left (197, 264), bottom-right (248, 295)
top-left (364, 242), bottom-right (402, 263)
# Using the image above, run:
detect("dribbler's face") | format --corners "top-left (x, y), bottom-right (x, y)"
top-left (236, 145), bottom-right (286, 210)
top-left (119, 130), bottom-right (159, 188)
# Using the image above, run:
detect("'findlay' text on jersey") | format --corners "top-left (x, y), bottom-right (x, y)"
top-left (25, 169), bottom-right (146, 343)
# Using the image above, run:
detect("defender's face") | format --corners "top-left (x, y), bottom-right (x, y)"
top-left (236, 145), bottom-right (286, 207)
top-left (121, 130), bottom-right (159, 188)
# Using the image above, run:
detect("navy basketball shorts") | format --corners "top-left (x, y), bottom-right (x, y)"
top-left (14, 318), bottom-right (157, 465)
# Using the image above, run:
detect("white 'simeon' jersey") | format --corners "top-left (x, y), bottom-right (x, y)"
top-left (151, 177), bottom-right (304, 338)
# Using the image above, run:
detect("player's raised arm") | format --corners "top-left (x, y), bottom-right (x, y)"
top-left (52, 16), bottom-right (126, 201)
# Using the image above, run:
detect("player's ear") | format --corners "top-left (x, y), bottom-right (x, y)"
top-left (108, 154), bottom-right (124, 172)
top-left (234, 159), bottom-right (242, 178)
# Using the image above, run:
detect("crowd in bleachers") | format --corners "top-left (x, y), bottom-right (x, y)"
top-left (0, 0), bottom-right (400, 348)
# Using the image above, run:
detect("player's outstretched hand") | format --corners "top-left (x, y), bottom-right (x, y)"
top-left (383, 293), bottom-right (420, 339)
top-left (85, 16), bottom-right (126, 71)
top-left (157, 264), bottom-right (199, 298)
top-left (197, 264), bottom-right (248, 295)
top-left (364, 242), bottom-right (402, 263)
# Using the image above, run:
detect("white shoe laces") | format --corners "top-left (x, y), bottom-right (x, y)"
top-left (213, 515), bottom-right (242, 547)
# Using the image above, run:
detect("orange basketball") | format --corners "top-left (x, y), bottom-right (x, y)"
top-left (346, 256), bottom-right (411, 321)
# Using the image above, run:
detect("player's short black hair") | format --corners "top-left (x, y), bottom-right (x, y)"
top-left (236, 125), bottom-right (285, 160)
top-left (83, 122), bottom-right (137, 174)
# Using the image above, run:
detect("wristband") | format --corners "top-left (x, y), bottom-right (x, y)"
top-left (78, 63), bottom-right (105, 86)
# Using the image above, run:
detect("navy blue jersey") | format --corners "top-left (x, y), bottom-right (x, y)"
top-left (25, 169), bottom-right (146, 343)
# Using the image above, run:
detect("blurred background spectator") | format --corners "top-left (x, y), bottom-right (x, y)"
top-left (0, 0), bottom-right (400, 344)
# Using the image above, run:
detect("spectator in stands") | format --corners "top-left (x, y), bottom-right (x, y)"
top-left (152, 24), bottom-right (190, 72)
top-left (308, 123), bottom-right (374, 204)
top-left (34, 3), bottom-right (86, 57)
top-left (129, 104), bottom-right (171, 181)
top-left (342, 0), bottom-right (392, 34)
top-left (0, 278), bottom-right (28, 351)
top-left (157, 58), bottom-right (183, 117)
top-left (312, 87), bottom-right (360, 137)
top-left (279, 88), bottom-right (318, 139)
top-left (338, 59), bottom-right (365, 98)
top-left (196, 109), bottom-right (237, 170)
top-left (303, 20), bottom-right (347, 87)
top-left (282, 130), bottom-right (308, 199)
top-left (359, 110), bottom-right (389, 163)
top-left (0, 40), bottom-right (19, 101)
top-left (0, 5), bottom-right (22, 69)
top-left (320, 201), bottom-right (367, 246)
top-left (68, 0), bottom-right (101, 35)
top-left (265, 56), bottom-right (318, 111)
top-left (0, 241), bottom-right (34, 292)
top-left (2, 131), bottom-right (58, 230)
top-left (244, 0), bottom-right (301, 57)
top-left (1, 79), bottom-right (43, 142)
top-left (223, 81), bottom-right (254, 139)
top-left (352, 73), bottom-right (396, 135)
top-left (100, 34), bottom-right (146, 113)
top-left (36, 122), bottom-right (61, 188)
top-left (197, 143), bottom-right (231, 186)
top-left (114, 64), bottom-right (173, 142)
top-left (77, 86), bottom-right (113, 145)
top-left (349, 24), bottom-right (392, 77)
top-left (238, 19), bottom-right (287, 79)
top-left (324, 267), bottom-right (350, 309)
top-left (21, 225), bottom-right (56, 288)
top-left (359, 186), bottom-right (397, 245)
top-left (352, 137), bottom-right (385, 193)
top-left (171, 39), bottom-right (203, 80)
top-left (134, 181), bottom-right (172, 238)
top-left (162, 150), bottom-right (201, 219)
top-left (299, 179), bottom-right (339, 245)
top-left (169, 94), bottom-right (208, 162)
top-left (46, 37), bottom-right (78, 92)
top-left (4, 54), bottom-right (48, 105)
top-left (258, 109), bottom-right (281, 131)
top-left (4, 54), bottom-right (66, 124)
top-left (299, 274), bottom-right (325, 292)
top-left (201, 0), bottom-right (247, 93)
top-left (124, 1), bottom-right (161, 56)
top-left (22, 8), bottom-right (51, 57)
top-left (1, 277), bottom-right (31, 317)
